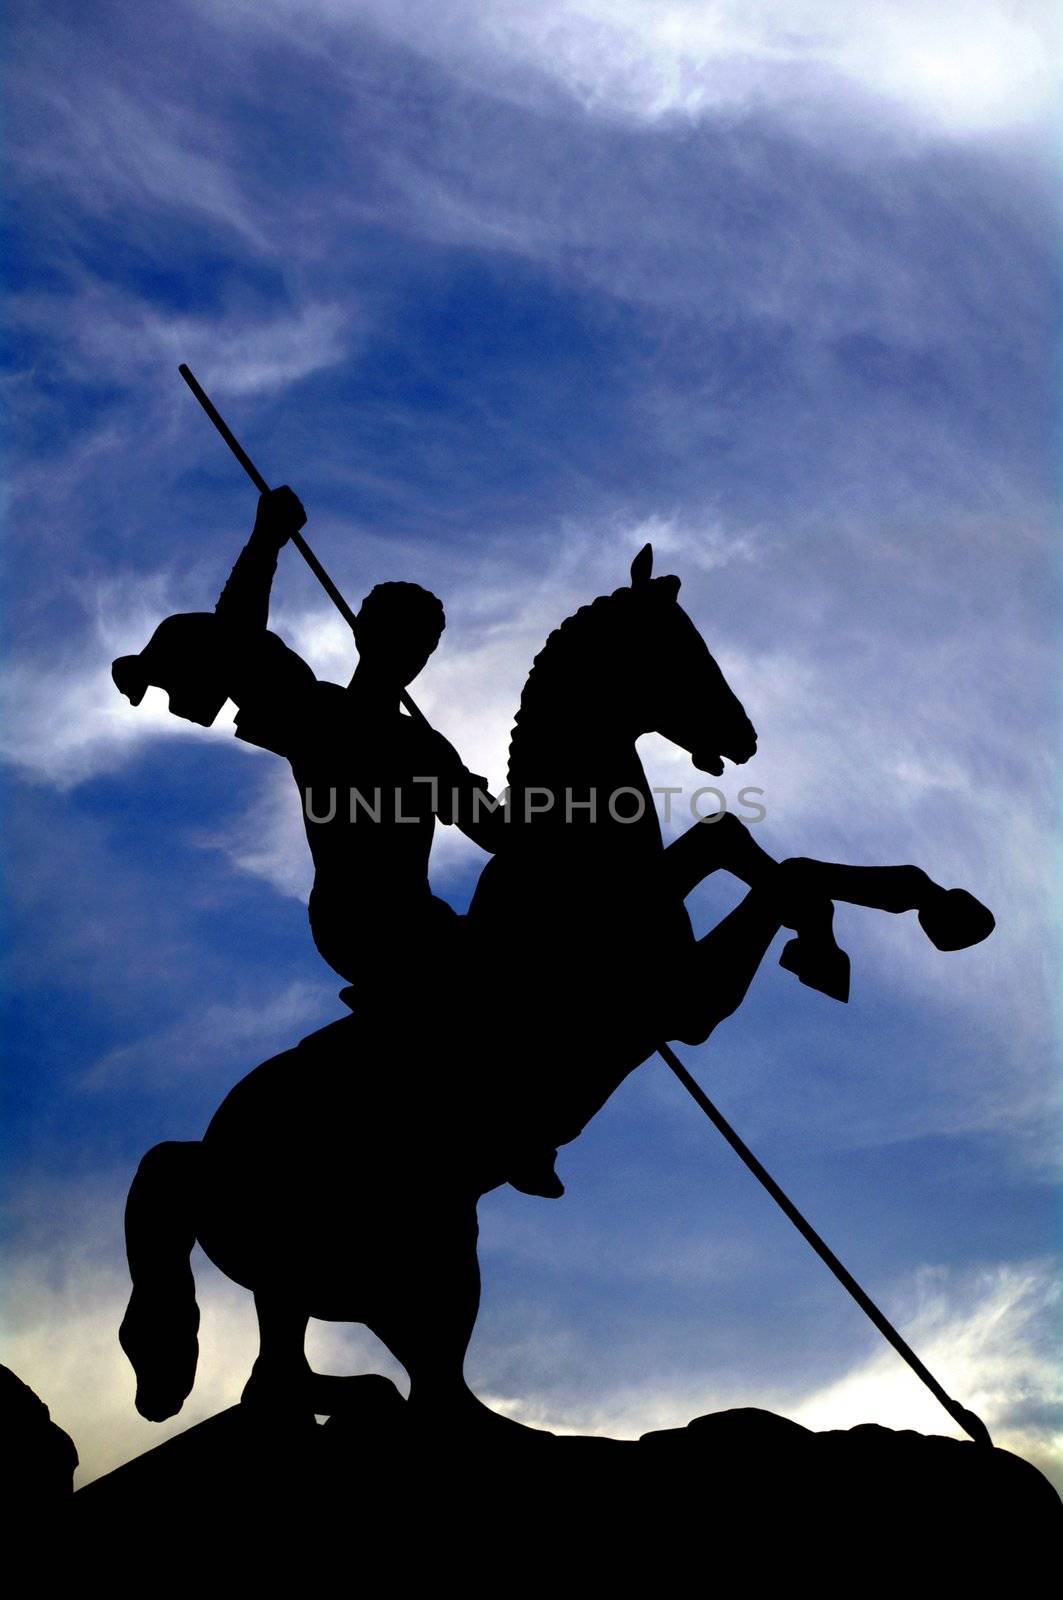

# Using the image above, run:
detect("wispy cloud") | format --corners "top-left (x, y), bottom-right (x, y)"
top-left (789, 1260), bottom-right (1062, 1489)
top-left (3, 1228), bottom-right (404, 1487)
top-left (240, 0), bottom-right (1057, 135)
top-left (8, 35), bottom-right (265, 247)
top-left (9, 285), bottom-right (354, 400)
top-left (0, 571), bottom-right (238, 789)
top-left (81, 979), bottom-right (333, 1089)
top-left (200, 764), bottom-right (315, 901)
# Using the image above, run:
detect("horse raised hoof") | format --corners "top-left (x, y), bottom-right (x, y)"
top-left (917, 887), bottom-right (995, 952)
top-left (778, 935), bottom-right (851, 1004)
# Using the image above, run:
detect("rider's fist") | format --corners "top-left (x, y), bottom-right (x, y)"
top-left (254, 485), bottom-right (307, 546)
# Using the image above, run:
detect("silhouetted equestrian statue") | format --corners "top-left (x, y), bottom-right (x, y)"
top-left (111, 372), bottom-right (996, 1443)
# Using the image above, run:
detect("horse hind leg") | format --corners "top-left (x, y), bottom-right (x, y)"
top-left (119, 1141), bottom-right (201, 1422)
top-left (672, 886), bottom-right (785, 1046)
top-left (240, 1289), bottom-right (314, 1420)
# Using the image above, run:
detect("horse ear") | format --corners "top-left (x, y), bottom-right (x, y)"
top-left (657, 574), bottom-right (681, 601)
top-left (630, 544), bottom-right (653, 587)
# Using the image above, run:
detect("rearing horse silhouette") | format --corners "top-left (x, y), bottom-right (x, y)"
top-left (119, 545), bottom-right (993, 1433)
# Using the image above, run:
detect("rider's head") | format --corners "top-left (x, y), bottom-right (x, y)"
top-left (353, 582), bottom-right (446, 687)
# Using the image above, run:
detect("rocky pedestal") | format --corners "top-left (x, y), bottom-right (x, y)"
top-left (68, 1382), bottom-right (1061, 1584)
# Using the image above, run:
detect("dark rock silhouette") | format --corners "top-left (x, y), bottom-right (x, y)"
top-left (0, 1366), bottom-right (79, 1516)
top-left (112, 500), bottom-right (996, 1438)
top-left (71, 1394), bottom-right (1060, 1583)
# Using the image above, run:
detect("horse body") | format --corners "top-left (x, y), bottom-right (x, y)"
top-left (191, 555), bottom-right (739, 1335)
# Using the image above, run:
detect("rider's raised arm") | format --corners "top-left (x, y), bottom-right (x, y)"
top-left (215, 487), bottom-right (319, 755)
top-left (215, 486), bottom-right (307, 632)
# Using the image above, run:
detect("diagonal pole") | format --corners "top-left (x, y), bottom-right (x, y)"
top-left (178, 364), bottom-right (430, 729)
top-left (658, 1042), bottom-right (992, 1447)
top-left (178, 362), bottom-right (993, 1451)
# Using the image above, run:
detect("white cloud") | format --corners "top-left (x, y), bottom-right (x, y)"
top-left (475, 1256), bottom-right (1063, 1493)
top-left (249, 0), bottom-right (1056, 136)
top-left (788, 1260), bottom-right (1062, 1489)
top-left (81, 979), bottom-right (333, 1089)
top-left (9, 285), bottom-right (352, 399)
top-left (201, 763), bottom-right (315, 902)
top-left (94, 299), bottom-right (351, 400)
top-left (10, 60), bottom-right (265, 246)
top-left (826, 1), bottom-right (1055, 135)
top-left (0, 573), bottom-right (239, 789)
top-left (2, 1247), bottom-right (404, 1488)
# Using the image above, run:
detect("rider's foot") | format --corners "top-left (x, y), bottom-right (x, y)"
top-left (917, 886), bottom-right (996, 951)
top-left (119, 1281), bottom-right (200, 1422)
top-left (507, 1149), bottom-right (565, 1199)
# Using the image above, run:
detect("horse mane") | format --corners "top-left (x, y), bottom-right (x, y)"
top-left (507, 586), bottom-right (636, 785)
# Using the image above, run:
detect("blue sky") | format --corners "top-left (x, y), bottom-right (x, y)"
top-left (3, 1), bottom-right (1060, 1487)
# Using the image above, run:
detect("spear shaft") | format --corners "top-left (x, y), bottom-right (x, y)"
top-left (177, 363), bottom-right (428, 728)
top-left (657, 1043), bottom-right (991, 1447)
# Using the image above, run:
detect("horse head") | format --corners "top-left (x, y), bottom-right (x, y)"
top-left (507, 543), bottom-right (757, 804)
top-left (626, 542), bottom-right (757, 777)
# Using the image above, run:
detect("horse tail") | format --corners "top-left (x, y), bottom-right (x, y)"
top-left (118, 1141), bottom-right (202, 1422)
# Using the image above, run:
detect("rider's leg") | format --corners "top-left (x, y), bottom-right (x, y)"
top-left (119, 1142), bottom-right (201, 1422)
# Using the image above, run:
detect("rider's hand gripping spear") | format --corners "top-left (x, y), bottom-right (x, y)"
top-left (153, 363), bottom-right (993, 1451)
top-left (174, 364), bottom-right (432, 734)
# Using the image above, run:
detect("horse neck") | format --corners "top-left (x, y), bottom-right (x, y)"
top-left (507, 710), bottom-right (662, 851)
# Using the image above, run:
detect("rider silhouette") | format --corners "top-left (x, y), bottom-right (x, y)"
top-left (215, 489), bottom-right (494, 999)
top-left (211, 488), bottom-right (562, 1198)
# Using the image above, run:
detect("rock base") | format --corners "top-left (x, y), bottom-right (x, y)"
top-left (69, 1383), bottom-right (1061, 1583)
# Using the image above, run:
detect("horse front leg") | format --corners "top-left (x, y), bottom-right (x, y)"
top-left (670, 883), bottom-right (788, 1046)
top-left (778, 859), bottom-right (995, 951)
top-left (663, 818), bottom-right (994, 958)
top-left (663, 815), bottom-right (850, 1002)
